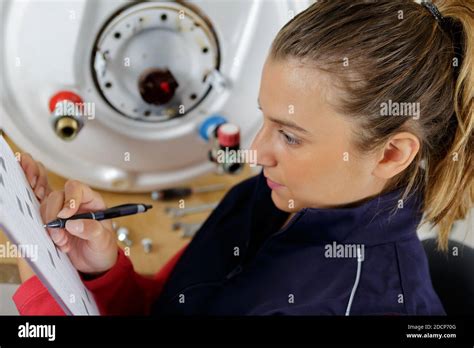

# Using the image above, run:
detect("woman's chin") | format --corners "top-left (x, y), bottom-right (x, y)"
top-left (270, 190), bottom-right (295, 212)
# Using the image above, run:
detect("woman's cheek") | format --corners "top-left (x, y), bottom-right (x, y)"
top-left (282, 158), bottom-right (310, 196)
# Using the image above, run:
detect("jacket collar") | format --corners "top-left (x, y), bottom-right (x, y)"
top-left (254, 171), bottom-right (424, 247)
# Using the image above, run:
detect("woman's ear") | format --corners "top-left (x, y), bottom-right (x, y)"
top-left (372, 132), bottom-right (420, 179)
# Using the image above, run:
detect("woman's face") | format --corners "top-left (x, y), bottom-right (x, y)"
top-left (250, 57), bottom-right (388, 212)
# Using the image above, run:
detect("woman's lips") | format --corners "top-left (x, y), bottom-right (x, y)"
top-left (266, 177), bottom-right (284, 190)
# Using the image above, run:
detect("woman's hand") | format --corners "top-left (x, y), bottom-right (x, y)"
top-left (41, 180), bottom-right (118, 275)
top-left (19, 153), bottom-right (52, 202)
top-left (18, 153), bottom-right (52, 282)
top-left (17, 154), bottom-right (117, 279)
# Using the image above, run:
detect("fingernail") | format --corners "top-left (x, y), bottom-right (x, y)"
top-left (66, 220), bottom-right (83, 234)
top-left (50, 229), bottom-right (61, 241)
top-left (57, 208), bottom-right (69, 218)
top-left (30, 176), bottom-right (37, 188)
top-left (36, 186), bottom-right (45, 200)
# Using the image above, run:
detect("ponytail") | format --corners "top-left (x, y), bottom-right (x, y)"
top-left (422, 0), bottom-right (473, 250)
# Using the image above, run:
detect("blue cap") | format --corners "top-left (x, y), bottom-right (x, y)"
top-left (199, 115), bottom-right (227, 141)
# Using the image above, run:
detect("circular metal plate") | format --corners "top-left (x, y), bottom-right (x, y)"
top-left (92, 2), bottom-right (220, 122)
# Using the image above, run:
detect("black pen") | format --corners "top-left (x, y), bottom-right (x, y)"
top-left (42, 203), bottom-right (153, 229)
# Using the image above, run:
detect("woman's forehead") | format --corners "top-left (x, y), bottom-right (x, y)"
top-left (259, 58), bottom-right (343, 130)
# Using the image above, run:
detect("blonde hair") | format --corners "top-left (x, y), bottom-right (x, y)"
top-left (270, 0), bottom-right (473, 250)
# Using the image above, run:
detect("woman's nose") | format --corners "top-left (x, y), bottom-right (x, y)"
top-left (249, 126), bottom-right (277, 167)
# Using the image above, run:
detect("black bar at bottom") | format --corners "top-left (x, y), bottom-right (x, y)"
top-left (0, 316), bottom-right (472, 345)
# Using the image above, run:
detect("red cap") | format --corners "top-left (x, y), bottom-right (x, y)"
top-left (49, 91), bottom-right (83, 113)
top-left (217, 123), bottom-right (240, 147)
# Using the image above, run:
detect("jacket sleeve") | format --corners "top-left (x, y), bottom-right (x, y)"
top-left (13, 244), bottom-right (188, 315)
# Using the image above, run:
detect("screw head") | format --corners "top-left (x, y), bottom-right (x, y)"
top-left (141, 238), bottom-right (153, 253)
top-left (117, 227), bottom-right (129, 242)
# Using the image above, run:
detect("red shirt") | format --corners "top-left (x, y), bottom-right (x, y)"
top-left (13, 245), bottom-right (187, 315)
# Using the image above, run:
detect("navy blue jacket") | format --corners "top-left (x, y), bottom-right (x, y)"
top-left (152, 171), bottom-right (445, 315)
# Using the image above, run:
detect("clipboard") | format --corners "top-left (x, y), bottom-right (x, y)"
top-left (0, 135), bottom-right (99, 315)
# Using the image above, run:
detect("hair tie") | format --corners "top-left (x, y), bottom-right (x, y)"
top-left (421, 1), bottom-right (464, 76)
top-left (421, 1), bottom-right (445, 24)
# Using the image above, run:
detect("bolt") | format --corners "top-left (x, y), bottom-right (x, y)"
top-left (151, 191), bottom-right (161, 201)
top-left (171, 222), bottom-right (203, 238)
top-left (117, 226), bottom-right (132, 246)
top-left (141, 238), bottom-right (153, 253)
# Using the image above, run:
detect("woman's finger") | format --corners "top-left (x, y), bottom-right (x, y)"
top-left (39, 162), bottom-right (52, 195)
top-left (40, 197), bottom-right (48, 223)
top-left (50, 228), bottom-right (69, 247)
top-left (43, 191), bottom-right (70, 244)
top-left (45, 191), bottom-right (65, 221)
top-left (59, 242), bottom-right (71, 253)
top-left (34, 161), bottom-right (49, 201)
top-left (57, 180), bottom-right (106, 218)
top-left (20, 153), bottom-right (39, 189)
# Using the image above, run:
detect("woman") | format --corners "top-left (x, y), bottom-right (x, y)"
top-left (14, 0), bottom-right (472, 315)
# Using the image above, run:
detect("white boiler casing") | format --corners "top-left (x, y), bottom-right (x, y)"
top-left (0, 0), bottom-right (312, 191)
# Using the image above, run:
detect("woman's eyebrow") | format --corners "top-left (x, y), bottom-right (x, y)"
top-left (257, 100), bottom-right (309, 134)
top-left (267, 116), bottom-right (309, 134)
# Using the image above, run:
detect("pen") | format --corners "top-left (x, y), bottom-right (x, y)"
top-left (42, 203), bottom-right (153, 229)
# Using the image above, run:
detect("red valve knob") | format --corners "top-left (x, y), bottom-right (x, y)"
top-left (49, 91), bottom-right (83, 114)
top-left (217, 123), bottom-right (240, 147)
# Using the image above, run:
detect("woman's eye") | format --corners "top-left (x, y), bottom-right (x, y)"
top-left (278, 129), bottom-right (300, 145)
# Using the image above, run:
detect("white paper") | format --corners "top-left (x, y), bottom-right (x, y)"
top-left (0, 135), bottom-right (99, 315)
